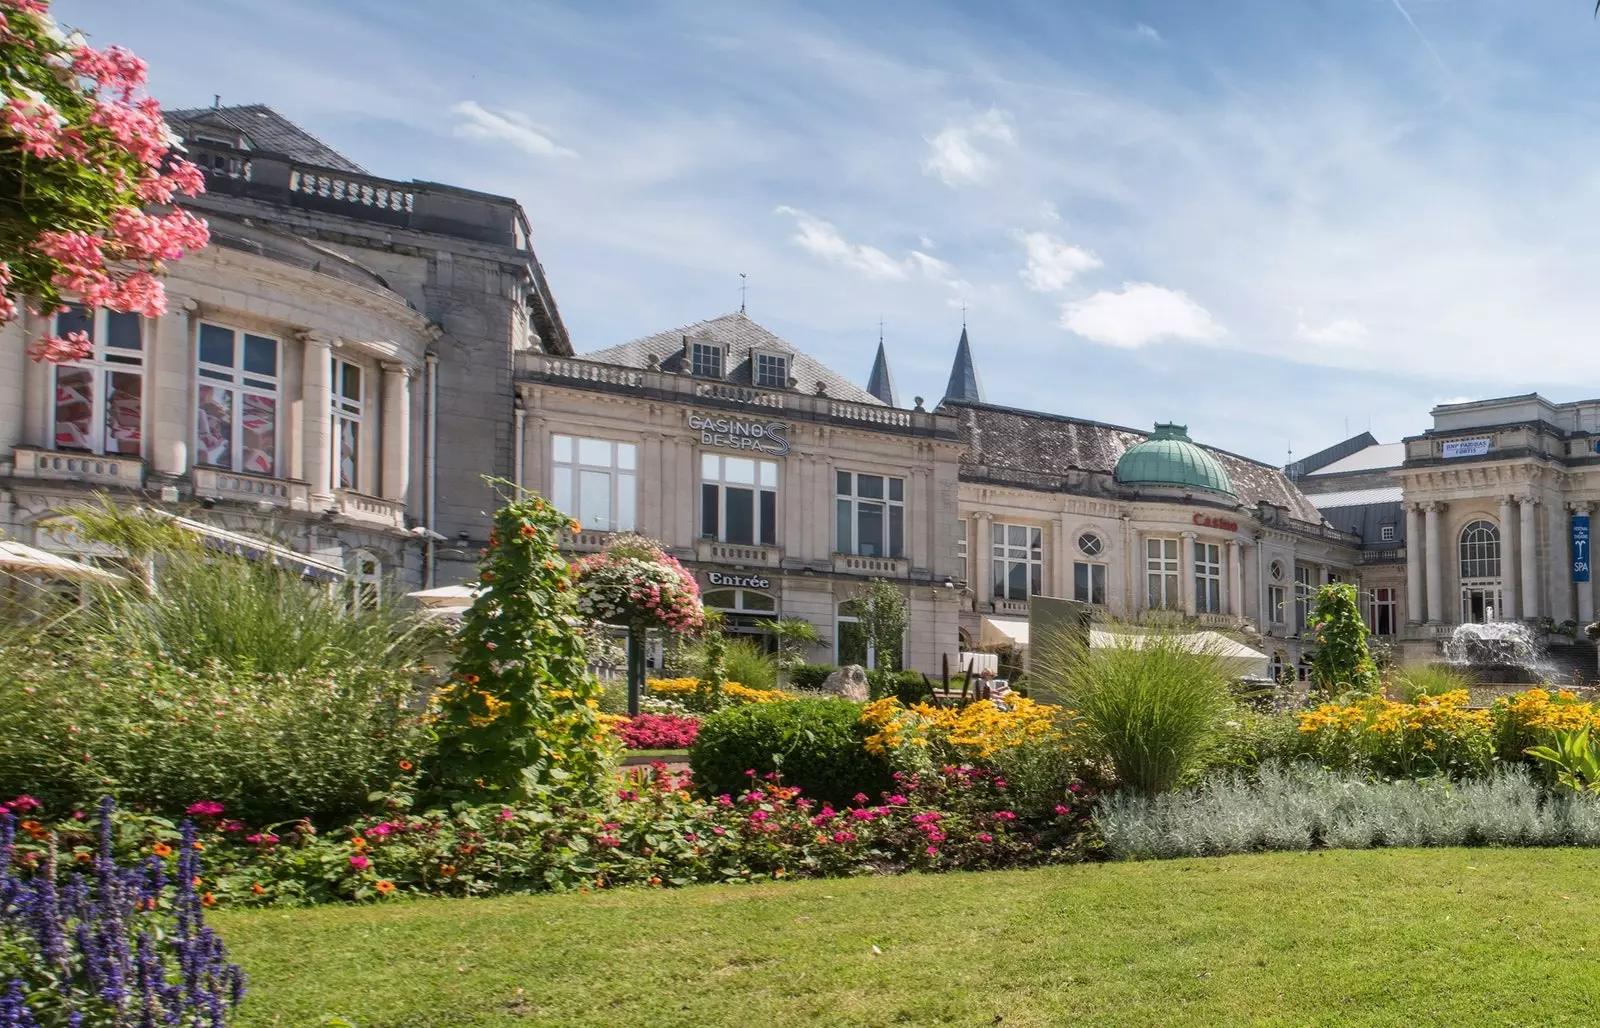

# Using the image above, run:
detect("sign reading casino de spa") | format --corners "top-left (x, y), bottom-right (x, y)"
top-left (687, 411), bottom-right (790, 456)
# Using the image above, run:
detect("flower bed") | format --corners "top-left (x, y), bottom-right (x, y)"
top-left (3, 769), bottom-right (1098, 907)
top-left (1296, 689), bottom-right (1494, 778)
top-left (647, 677), bottom-right (787, 706)
top-left (615, 713), bottom-right (699, 750)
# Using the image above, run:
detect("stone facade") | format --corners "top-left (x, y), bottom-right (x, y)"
top-left (0, 105), bottom-right (570, 591)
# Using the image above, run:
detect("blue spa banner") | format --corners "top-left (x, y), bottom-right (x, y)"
top-left (1574, 514), bottom-right (1591, 583)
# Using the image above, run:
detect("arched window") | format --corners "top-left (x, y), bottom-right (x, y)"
top-left (348, 549), bottom-right (381, 610)
top-left (1458, 520), bottom-right (1501, 624)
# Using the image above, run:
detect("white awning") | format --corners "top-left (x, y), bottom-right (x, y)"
top-left (163, 515), bottom-right (346, 582)
top-left (1089, 629), bottom-right (1269, 678)
top-left (0, 540), bottom-right (125, 583)
top-left (980, 616), bottom-right (1030, 648)
top-left (408, 584), bottom-right (481, 609)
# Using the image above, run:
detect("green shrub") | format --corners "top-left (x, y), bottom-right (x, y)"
top-left (1307, 583), bottom-right (1379, 695)
top-left (673, 635), bottom-right (777, 693)
top-left (868, 668), bottom-right (930, 703)
top-left (1034, 625), bottom-right (1233, 797)
top-left (1199, 707), bottom-right (1307, 776)
top-left (0, 638), bottom-right (430, 824)
top-left (790, 664), bottom-right (838, 689)
top-left (690, 699), bottom-right (891, 805)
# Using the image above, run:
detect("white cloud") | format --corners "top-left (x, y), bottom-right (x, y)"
top-left (774, 207), bottom-right (961, 290)
top-left (1296, 317), bottom-right (1370, 346)
top-left (1061, 283), bottom-right (1224, 348)
top-left (1039, 201), bottom-right (1061, 223)
top-left (923, 108), bottom-right (1015, 187)
top-left (449, 100), bottom-right (576, 158)
top-left (1016, 231), bottom-right (1102, 292)
top-left (1135, 23), bottom-right (1161, 41)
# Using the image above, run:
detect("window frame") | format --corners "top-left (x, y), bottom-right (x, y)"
top-left (835, 471), bottom-right (905, 558)
top-left (993, 522), bottom-right (1044, 602)
top-left (1293, 565), bottom-right (1312, 633)
top-left (1194, 541), bottom-right (1222, 614)
top-left (551, 435), bottom-right (637, 533)
top-left (1366, 586), bottom-right (1397, 636)
top-left (1145, 536), bottom-right (1180, 610)
top-left (193, 322), bottom-right (282, 476)
top-left (1073, 560), bottom-right (1107, 605)
top-left (1077, 532), bottom-right (1104, 557)
top-left (957, 518), bottom-right (969, 582)
top-left (330, 356), bottom-right (365, 492)
top-left (700, 452), bottom-right (777, 546)
top-left (690, 341), bottom-right (724, 379)
top-left (1379, 524), bottom-right (1396, 542)
top-left (50, 306), bottom-right (145, 458)
top-left (753, 350), bottom-right (789, 389)
top-left (348, 548), bottom-right (381, 611)
top-left (1267, 584), bottom-right (1287, 624)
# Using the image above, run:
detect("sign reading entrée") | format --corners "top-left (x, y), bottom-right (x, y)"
top-left (1574, 514), bottom-right (1591, 583)
top-left (706, 571), bottom-right (771, 590)
top-left (1441, 438), bottom-right (1491, 459)
top-left (687, 411), bottom-right (790, 456)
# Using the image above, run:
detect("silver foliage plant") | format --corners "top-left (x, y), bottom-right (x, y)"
top-left (1097, 762), bottom-right (1600, 860)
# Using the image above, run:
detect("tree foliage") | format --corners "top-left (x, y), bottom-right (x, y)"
top-left (0, 0), bottom-right (208, 361)
top-left (855, 579), bottom-right (909, 671)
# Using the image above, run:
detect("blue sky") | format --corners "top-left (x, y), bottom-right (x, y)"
top-left (59, 0), bottom-right (1600, 463)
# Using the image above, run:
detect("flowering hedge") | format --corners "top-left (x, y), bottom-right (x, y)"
top-left (1297, 690), bottom-right (1494, 779)
top-left (1491, 688), bottom-right (1600, 765)
top-left (572, 535), bottom-right (704, 633)
top-left (646, 677), bottom-right (787, 709)
top-left (861, 697), bottom-right (1069, 769)
top-left (2, 772), bottom-right (1099, 908)
top-left (1, 0), bottom-right (209, 360)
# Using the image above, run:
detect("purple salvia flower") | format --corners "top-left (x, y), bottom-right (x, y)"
top-left (0, 980), bottom-right (39, 1028)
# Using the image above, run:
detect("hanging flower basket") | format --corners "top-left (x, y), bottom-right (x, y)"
top-left (572, 534), bottom-right (705, 634)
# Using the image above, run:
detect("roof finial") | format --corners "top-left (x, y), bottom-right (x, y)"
top-left (739, 272), bottom-right (747, 315)
top-left (961, 301), bottom-right (967, 329)
top-left (213, 94), bottom-right (221, 109)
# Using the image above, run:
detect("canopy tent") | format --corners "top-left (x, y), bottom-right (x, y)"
top-left (0, 540), bottom-right (125, 584)
top-left (163, 514), bottom-right (345, 582)
top-left (407, 584), bottom-right (480, 617)
top-left (977, 616), bottom-right (1269, 679)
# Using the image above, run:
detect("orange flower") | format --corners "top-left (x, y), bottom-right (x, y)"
top-left (375, 880), bottom-right (396, 896)
top-left (648, 876), bottom-right (662, 886)
top-left (521, 524), bottom-right (537, 538)
top-left (774, 868), bottom-right (785, 877)
top-left (193, 876), bottom-right (203, 888)
top-left (192, 842), bottom-right (205, 851)
top-left (352, 837), bottom-right (367, 851)
top-left (398, 760), bottom-right (414, 772)
top-left (440, 864), bottom-right (457, 876)
top-left (74, 852), bottom-right (92, 865)
top-left (201, 893), bottom-right (217, 908)
top-left (569, 520), bottom-right (581, 532)
top-left (462, 674), bottom-right (480, 686)
top-left (251, 883), bottom-right (266, 895)
top-left (480, 571), bottom-right (495, 583)
top-left (151, 842), bottom-right (173, 858)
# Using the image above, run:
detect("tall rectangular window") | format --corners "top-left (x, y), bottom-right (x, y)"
top-left (51, 306), bottom-right (144, 457)
top-left (1146, 537), bottom-right (1180, 609)
top-left (195, 323), bottom-right (279, 475)
top-left (957, 518), bottom-right (969, 582)
top-left (690, 342), bottom-right (723, 378)
top-left (754, 352), bottom-right (788, 388)
top-left (1367, 587), bottom-right (1397, 636)
top-left (330, 358), bottom-right (363, 490)
top-left (1294, 566), bottom-right (1313, 632)
top-left (836, 471), bottom-right (904, 557)
top-left (701, 453), bottom-right (776, 545)
top-left (992, 523), bottom-right (1043, 601)
top-left (1267, 585), bottom-right (1287, 624)
top-left (1194, 542), bottom-right (1222, 614)
top-left (551, 435), bottom-right (637, 532)
top-left (1073, 561), bottom-right (1106, 605)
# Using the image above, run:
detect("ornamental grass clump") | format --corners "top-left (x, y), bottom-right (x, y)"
top-left (0, 798), bottom-right (245, 1026)
top-left (1034, 626), bottom-right (1233, 797)
top-left (433, 493), bottom-right (615, 804)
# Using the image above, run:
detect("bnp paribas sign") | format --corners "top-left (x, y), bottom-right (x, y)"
top-left (687, 411), bottom-right (790, 456)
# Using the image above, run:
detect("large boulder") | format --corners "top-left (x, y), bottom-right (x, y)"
top-left (820, 664), bottom-right (870, 701)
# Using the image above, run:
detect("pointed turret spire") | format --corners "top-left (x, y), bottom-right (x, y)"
top-left (865, 333), bottom-right (898, 407)
top-left (942, 326), bottom-right (985, 403)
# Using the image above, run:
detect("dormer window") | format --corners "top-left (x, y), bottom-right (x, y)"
top-left (690, 342), bottom-right (724, 379)
top-left (754, 352), bottom-right (788, 389)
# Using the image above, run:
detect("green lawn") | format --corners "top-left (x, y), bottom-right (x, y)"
top-left (214, 848), bottom-right (1600, 1027)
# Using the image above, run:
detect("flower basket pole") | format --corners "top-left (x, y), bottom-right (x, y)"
top-left (627, 625), bottom-right (646, 717)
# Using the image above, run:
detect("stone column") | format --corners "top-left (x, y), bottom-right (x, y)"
top-left (1050, 516), bottom-right (1066, 599)
top-left (975, 511), bottom-right (993, 610)
top-left (299, 332), bottom-right (333, 504)
top-left (1181, 531), bottom-right (1197, 616)
top-left (150, 300), bottom-right (197, 478)
top-left (1572, 502), bottom-right (1595, 625)
top-left (1425, 502), bottom-right (1445, 624)
top-left (1405, 503), bottom-right (1424, 625)
top-left (381, 362), bottom-right (412, 502)
top-left (1228, 541), bottom-right (1241, 611)
top-left (1499, 495), bottom-right (1519, 620)
top-left (1552, 500), bottom-right (1575, 625)
top-left (1521, 496), bottom-right (1540, 620)
top-left (1131, 529), bottom-right (1146, 614)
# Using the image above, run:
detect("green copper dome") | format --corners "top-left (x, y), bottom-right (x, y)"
top-left (1114, 423), bottom-right (1235, 496)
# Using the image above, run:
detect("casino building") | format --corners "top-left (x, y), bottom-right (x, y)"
top-left (518, 313), bottom-right (1369, 676)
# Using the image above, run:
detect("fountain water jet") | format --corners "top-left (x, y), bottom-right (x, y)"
top-left (1440, 621), bottom-right (1550, 684)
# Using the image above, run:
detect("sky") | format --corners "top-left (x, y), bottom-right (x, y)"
top-left (58, 0), bottom-right (1600, 465)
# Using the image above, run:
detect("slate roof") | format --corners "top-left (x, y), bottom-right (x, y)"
top-left (1305, 442), bottom-right (1406, 476)
top-left (865, 341), bottom-right (898, 407)
top-left (943, 327), bottom-right (985, 403)
top-left (1285, 432), bottom-right (1376, 478)
top-left (1309, 486), bottom-right (1404, 508)
top-left (165, 104), bottom-right (367, 174)
top-left (946, 401), bottom-right (1328, 524)
top-left (581, 313), bottom-right (885, 406)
